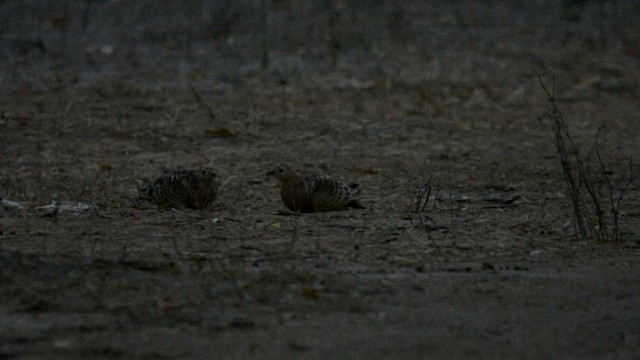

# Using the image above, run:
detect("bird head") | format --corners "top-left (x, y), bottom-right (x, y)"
top-left (266, 165), bottom-right (298, 182)
top-left (198, 167), bottom-right (218, 183)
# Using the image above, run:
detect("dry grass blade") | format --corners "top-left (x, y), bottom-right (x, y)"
top-left (414, 175), bottom-right (432, 214)
top-left (412, 176), bottom-right (442, 253)
top-left (189, 85), bottom-right (216, 121)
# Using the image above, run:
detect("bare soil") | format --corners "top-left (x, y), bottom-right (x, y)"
top-left (1, 1), bottom-right (640, 359)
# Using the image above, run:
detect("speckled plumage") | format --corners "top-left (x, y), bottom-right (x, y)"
top-left (267, 165), bottom-right (365, 213)
top-left (138, 168), bottom-right (219, 210)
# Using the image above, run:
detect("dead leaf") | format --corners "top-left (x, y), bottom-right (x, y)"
top-left (204, 128), bottom-right (235, 138)
top-left (95, 163), bottom-right (112, 172)
top-left (51, 15), bottom-right (67, 29)
top-left (352, 166), bottom-right (378, 175)
top-left (301, 286), bottom-right (320, 300)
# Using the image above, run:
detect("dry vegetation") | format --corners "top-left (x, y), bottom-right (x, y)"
top-left (1, 1), bottom-right (640, 359)
top-left (538, 74), bottom-right (634, 243)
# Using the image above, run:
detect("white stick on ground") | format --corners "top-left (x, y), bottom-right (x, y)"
top-left (0, 197), bottom-right (25, 209)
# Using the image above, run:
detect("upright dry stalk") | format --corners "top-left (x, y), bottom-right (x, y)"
top-left (538, 75), bottom-right (633, 242)
top-left (538, 75), bottom-right (588, 240)
top-left (594, 129), bottom-right (634, 242)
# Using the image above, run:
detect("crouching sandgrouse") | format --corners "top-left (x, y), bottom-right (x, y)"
top-left (267, 165), bottom-right (365, 213)
top-left (138, 167), bottom-right (219, 210)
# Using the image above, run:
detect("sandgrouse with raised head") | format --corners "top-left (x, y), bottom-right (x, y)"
top-left (138, 168), bottom-right (219, 210)
top-left (267, 165), bottom-right (365, 213)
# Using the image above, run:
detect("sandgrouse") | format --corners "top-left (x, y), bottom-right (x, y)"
top-left (267, 165), bottom-right (365, 213)
top-left (138, 167), bottom-right (219, 210)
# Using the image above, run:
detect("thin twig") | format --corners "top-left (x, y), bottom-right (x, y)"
top-left (189, 85), bottom-right (216, 121)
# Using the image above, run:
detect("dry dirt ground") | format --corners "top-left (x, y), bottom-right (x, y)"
top-left (1, 1), bottom-right (640, 359)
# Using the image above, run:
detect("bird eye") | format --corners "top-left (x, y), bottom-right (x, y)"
top-left (278, 168), bottom-right (284, 173)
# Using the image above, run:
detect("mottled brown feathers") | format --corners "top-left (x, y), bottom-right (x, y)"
top-left (267, 165), bottom-right (365, 213)
top-left (139, 168), bottom-right (219, 210)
